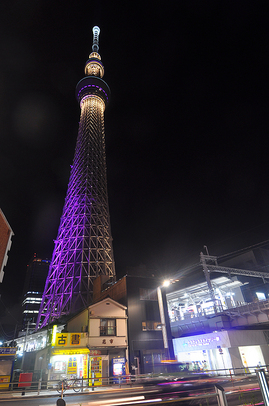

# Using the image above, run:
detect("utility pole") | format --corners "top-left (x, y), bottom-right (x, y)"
top-left (200, 252), bottom-right (215, 302)
top-left (157, 286), bottom-right (169, 359)
top-left (21, 321), bottom-right (29, 371)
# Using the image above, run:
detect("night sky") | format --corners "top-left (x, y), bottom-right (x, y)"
top-left (1, 1), bottom-right (269, 332)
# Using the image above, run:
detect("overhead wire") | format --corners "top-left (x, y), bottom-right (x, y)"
top-left (0, 297), bottom-right (20, 324)
top-left (0, 323), bottom-right (15, 340)
top-left (217, 239), bottom-right (269, 261)
top-left (170, 262), bottom-right (201, 281)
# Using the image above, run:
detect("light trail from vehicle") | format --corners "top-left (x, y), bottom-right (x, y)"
top-left (89, 396), bottom-right (146, 404)
top-left (107, 399), bottom-right (162, 406)
top-left (86, 395), bottom-right (164, 406)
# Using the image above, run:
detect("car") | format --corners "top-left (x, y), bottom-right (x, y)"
top-left (141, 371), bottom-right (227, 401)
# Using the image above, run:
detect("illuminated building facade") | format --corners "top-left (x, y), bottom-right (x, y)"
top-left (21, 255), bottom-right (50, 332)
top-left (37, 27), bottom-right (115, 329)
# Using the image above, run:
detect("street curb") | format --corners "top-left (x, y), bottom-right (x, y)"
top-left (0, 385), bottom-right (144, 400)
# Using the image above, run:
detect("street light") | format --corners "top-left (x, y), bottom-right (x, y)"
top-left (39, 356), bottom-right (43, 380)
top-left (157, 280), bottom-right (172, 359)
top-left (163, 280), bottom-right (171, 288)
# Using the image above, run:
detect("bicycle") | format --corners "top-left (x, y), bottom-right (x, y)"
top-left (57, 377), bottom-right (82, 393)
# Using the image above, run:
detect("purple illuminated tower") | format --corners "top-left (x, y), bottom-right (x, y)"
top-left (37, 27), bottom-right (115, 328)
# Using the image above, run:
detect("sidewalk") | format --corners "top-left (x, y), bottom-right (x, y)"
top-left (0, 375), bottom-right (251, 400)
top-left (0, 384), bottom-right (142, 400)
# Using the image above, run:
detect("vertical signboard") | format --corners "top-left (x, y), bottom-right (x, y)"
top-left (67, 356), bottom-right (77, 375)
top-left (82, 355), bottom-right (88, 379)
top-left (90, 357), bottom-right (102, 386)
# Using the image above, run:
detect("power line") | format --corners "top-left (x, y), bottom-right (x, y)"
top-left (0, 323), bottom-right (15, 340)
top-left (217, 239), bottom-right (269, 261)
top-left (171, 262), bottom-right (201, 281)
top-left (0, 298), bottom-right (20, 324)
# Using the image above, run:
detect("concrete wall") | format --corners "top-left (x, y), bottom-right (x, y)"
top-left (67, 298), bottom-right (127, 333)
top-left (117, 319), bottom-right (126, 336)
top-left (228, 347), bottom-right (243, 370)
top-left (89, 319), bottom-right (99, 336)
top-left (89, 299), bottom-right (126, 318)
top-left (67, 309), bottom-right (88, 332)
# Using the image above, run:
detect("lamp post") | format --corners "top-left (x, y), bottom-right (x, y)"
top-left (21, 321), bottom-right (30, 371)
top-left (200, 252), bottom-right (215, 303)
top-left (157, 280), bottom-right (174, 360)
top-left (39, 356), bottom-right (43, 380)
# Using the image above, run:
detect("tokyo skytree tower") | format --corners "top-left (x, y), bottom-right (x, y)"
top-left (37, 27), bottom-right (115, 328)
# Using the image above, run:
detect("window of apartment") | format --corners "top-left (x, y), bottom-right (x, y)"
top-left (100, 319), bottom-right (116, 336)
top-left (142, 321), bottom-right (162, 331)
top-left (139, 288), bottom-right (158, 301)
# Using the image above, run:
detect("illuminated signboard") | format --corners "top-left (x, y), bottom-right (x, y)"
top-left (67, 356), bottom-right (77, 374)
top-left (55, 334), bottom-right (68, 346)
top-left (51, 348), bottom-right (101, 356)
top-left (54, 333), bottom-right (81, 347)
top-left (0, 348), bottom-right (17, 355)
top-left (70, 334), bottom-right (80, 345)
top-left (184, 336), bottom-right (220, 347)
top-left (51, 325), bottom-right (57, 346)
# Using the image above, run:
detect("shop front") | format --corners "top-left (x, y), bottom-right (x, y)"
top-left (50, 348), bottom-right (88, 379)
top-left (49, 331), bottom-right (124, 385)
top-left (0, 347), bottom-right (16, 389)
top-left (49, 331), bottom-right (107, 385)
top-left (49, 347), bottom-right (106, 385)
top-left (173, 330), bottom-right (269, 374)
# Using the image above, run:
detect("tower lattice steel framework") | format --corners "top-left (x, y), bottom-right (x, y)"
top-left (37, 27), bottom-right (115, 329)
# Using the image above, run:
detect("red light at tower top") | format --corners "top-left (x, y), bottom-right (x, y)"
top-left (36, 26), bottom-right (115, 329)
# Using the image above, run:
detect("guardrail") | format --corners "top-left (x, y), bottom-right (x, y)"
top-left (0, 378), bottom-right (230, 405)
top-left (0, 367), bottom-right (268, 406)
top-left (1, 365), bottom-right (264, 392)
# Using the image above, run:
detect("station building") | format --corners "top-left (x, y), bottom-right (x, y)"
top-left (172, 329), bottom-right (269, 374)
top-left (166, 274), bottom-right (269, 373)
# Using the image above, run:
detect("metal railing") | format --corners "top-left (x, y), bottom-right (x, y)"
top-left (170, 299), bottom-right (269, 324)
top-left (5, 364), bottom-right (268, 391)
top-left (0, 366), bottom-right (268, 406)
top-left (0, 377), bottom-right (229, 405)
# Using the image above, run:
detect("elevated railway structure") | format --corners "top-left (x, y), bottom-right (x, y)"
top-left (168, 253), bottom-right (269, 337)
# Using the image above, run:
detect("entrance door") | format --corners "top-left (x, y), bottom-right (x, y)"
top-left (239, 346), bottom-right (265, 372)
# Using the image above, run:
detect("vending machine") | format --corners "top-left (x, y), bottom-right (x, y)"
top-left (112, 357), bottom-right (126, 382)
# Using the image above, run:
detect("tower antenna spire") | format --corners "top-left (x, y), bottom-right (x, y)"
top-left (92, 26), bottom-right (100, 53)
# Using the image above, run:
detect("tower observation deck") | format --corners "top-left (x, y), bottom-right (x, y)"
top-left (37, 27), bottom-right (115, 328)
